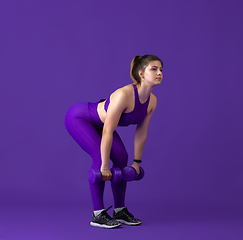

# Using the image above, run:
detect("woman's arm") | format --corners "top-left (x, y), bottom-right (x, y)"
top-left (132, 95), bottom-right (157, 174)
top-left (100, 89), bottom-right (128, 180)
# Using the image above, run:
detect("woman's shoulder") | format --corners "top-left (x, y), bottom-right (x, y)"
top-left (111, 84), bottom-right (134, 98)
top-left (119, 83), bottom-right (134, 92)
top-left (151, 93), bottom-right (157, 102)
top-left (148, 93), bottom-right (157, 112)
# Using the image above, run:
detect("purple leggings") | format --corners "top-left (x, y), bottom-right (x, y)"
top-left (65, 101), bottom-right (128, 210)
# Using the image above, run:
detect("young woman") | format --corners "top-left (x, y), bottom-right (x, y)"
top-left (65, 55), bottom-right (163, 228)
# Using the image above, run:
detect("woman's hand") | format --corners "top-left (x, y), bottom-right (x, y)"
top-left (100, 168), bottom-right (112, 181)
top-left (131, 162), bottom-right (140, 175)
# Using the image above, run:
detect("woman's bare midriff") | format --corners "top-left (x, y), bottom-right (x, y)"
top-left (97, 101), bottom-right (107, 124)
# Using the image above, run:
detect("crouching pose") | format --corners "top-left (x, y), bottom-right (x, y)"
top-left (65, 55), bottom-right (163, 228)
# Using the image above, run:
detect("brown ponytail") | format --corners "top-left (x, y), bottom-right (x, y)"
top-left (130, 56), bottom-right (142, 83)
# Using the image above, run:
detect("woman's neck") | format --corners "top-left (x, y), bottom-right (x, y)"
top-left (136, 83), bottom-right (153, 103)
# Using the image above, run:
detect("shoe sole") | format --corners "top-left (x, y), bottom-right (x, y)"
top-left (115, 219), bottom-right (142, 226)
top-left (90, 222), bottom-right (122, 229)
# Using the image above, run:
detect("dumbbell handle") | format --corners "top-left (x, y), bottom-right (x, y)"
top-left (88, 168), bottom-right (122, 184)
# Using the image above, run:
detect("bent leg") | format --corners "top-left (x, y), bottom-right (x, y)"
top-left (110, 131), bottom-right (128, 208)
top-left (65, 102), bottom-right (105, 210)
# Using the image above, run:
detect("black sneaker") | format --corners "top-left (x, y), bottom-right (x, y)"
top-left (90, 206), bottom-right (122, 229)
top-left (113, 207), bottom-right (142, 226)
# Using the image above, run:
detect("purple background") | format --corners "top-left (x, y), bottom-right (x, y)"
top-left (0, 0), bottom-right (243, 239)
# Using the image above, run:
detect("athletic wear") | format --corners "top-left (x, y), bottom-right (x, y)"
top-left (65, 101), bottom-right (127, 210)
top-left (113, 207), bottom-right (142, 226)
top-left (104, 84), bottom-right (150, 126)
top-left (93, 209), bottom-right (105, 217)
top-left (114, 207), bottom-right (125, 213)
top-left (90, 206), bottom-right (122, 229)
top-left (65, 84), bottom-right (150, 211)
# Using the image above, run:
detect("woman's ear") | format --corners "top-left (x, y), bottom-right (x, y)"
top-left (138, 70), bottom-right (144, 79)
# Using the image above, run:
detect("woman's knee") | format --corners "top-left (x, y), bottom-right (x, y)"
top-left (111, 150), bottom-right (128, 169)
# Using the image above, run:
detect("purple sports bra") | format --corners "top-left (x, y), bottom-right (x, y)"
top-left (104, 84), bottom-right (150, 126)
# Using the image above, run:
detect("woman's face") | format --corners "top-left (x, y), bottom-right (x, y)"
top-left (139, 60), bottom-right (163, 86)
